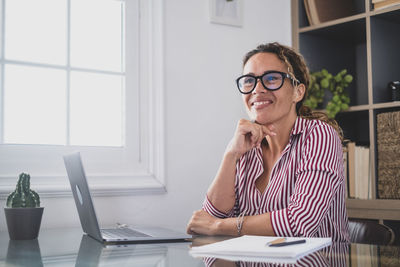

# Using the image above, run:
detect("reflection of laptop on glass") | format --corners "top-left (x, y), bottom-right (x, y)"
top-left (75, 235), bottom-right (167, 266)
top-left (63, 152), bottom-right (190, 244)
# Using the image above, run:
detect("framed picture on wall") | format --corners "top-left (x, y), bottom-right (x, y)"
top-left (209, 0), bottom-right (243, 27)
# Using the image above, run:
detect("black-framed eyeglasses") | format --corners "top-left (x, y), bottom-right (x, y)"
top-left (236, 71), bottom-right (299, 94)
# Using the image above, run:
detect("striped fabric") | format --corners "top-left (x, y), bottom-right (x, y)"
top-left (203, 116), bottom-right (349, 242)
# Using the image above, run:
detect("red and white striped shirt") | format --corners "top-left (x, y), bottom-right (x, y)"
top-left (203, 116), bottom-right (349, 242)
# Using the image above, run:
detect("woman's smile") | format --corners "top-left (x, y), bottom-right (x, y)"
top-left (251, 99), bottom-right (273, 110)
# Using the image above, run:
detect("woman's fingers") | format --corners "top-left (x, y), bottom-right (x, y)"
top-left (186, 210), bottom-right (205, 235)
top-left (228, 119), bottom-right (277, 159)
top-left (249, 122), bottom-right (276, 147)
top-left (262, 124), bottom-right (276, 137)
top-left (186, 210), bottom-right (218, 236)
top-left (187, 228), bottom-right (197, 235)
top-left (249, 126), bottom-right (262, 148)
top-left (249, 126), bottom-right (260, 146)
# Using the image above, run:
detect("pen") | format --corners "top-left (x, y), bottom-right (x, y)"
top-left (268, 239), bottom-right (306, 247)
top-left (266, 237), bottom-right (286, 246)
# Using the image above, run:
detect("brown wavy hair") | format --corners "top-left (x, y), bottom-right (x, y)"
top-left (243, 42), bottom-right (343, 141)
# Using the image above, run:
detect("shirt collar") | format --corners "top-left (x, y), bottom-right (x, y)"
top-left (290, 116), bottom-right (307, 136)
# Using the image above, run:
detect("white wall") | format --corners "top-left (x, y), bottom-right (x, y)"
top-left (0, 0), bottom-right (291, 232)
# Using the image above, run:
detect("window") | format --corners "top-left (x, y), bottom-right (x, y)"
top-left (0, 0), bottom-right (165, 197)
top-left (2, 0), bottom-right (124, 146)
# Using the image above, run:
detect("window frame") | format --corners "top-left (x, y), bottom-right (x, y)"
top-left (0, 0), bottom-right (166, 198)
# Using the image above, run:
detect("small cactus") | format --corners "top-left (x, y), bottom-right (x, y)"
top-left (6, 173), bottom-right (40, 208)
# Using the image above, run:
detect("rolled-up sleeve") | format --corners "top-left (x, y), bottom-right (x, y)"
top-left (270, 123), bottom-right (344, 237)
top-left (202, 195), bottom-right (235, 218)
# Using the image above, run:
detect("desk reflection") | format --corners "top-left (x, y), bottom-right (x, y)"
top-left (202, 243), bottom-right (348, 267)
top-left (6, 239), bottom-right (43, 267)
top-left (1, 228), bottom-right (399, 267)
top-left (191, 236), bottom-right (400, 267)
top-left (75, 235), bottom-right (168, 267)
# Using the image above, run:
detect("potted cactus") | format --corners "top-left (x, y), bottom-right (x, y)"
top-left (4, 173), bottom-right (44, 240)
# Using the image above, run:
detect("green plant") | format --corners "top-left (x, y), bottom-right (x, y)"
top-left (6, 173), bottom-right (40, 208)
top-left (304, 69), bottom-right (353, 118)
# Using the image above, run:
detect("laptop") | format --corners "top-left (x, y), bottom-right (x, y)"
top-left (63, 152), bottom-right (191, 244)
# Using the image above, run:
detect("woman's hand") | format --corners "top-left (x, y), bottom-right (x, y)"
top-left (186, 210), bottom-right (221, 236)
top-left (226, 119), bottom-right (276, 160)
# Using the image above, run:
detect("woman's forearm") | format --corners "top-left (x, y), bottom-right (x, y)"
top-left (206, 120), bottom-right (273, 214)
top-left (206, 151), bottom-right (239, 214)
top-left (187, 209), bottom-right (276, 236)
top-left (217, 213), bottom-right (276, 236)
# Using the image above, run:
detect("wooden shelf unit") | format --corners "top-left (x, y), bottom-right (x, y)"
top-left (347, 198), bottom-right (400, 221)
top-left (291, 0), bottom-right (400, 221)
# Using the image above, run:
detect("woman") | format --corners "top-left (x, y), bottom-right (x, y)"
top-left (186, 42), bottom-right (349, 242)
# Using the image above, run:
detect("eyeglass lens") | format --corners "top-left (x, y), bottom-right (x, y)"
top-left (238, 72), bottom-right (284, 93)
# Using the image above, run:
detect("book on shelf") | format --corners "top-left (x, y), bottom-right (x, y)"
top-left (347, 142), bottom-right (356, 198)
top-left (304, 0), bottom-right (355, 25)
top-left (377, 111), bottom-right (400, 199)
top-left (303, 0), bottom-right (314, 25)
top-left (345, 142), bottom-right (371, 199)
top-left (343, 144), bottom-right (348, 196)
top-left (355, 146), bottom-right (371, 199)
top-left (373, 0), bottom-right (400, 10)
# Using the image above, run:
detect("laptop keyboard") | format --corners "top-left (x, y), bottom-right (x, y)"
top-left (101, 228), bottom-right (151, 239)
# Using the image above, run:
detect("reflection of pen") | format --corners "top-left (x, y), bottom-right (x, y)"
top-left (268, 239), bottom-right (306, 247)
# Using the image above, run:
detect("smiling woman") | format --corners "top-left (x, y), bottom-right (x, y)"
top-left (186, 42), bottom-right (349, 242)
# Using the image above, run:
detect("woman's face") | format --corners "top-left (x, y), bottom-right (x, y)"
top-left (242, 52), bottom-right (304, 125)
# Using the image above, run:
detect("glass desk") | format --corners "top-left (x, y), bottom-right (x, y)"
top-left (0, 227), bottom-right (399, 266)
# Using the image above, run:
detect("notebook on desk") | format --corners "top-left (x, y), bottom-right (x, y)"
top-left (63, 152), bottom-right (190, 244)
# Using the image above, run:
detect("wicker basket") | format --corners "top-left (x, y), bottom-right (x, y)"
top-left (377, 111), bottom-right (400, 199)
